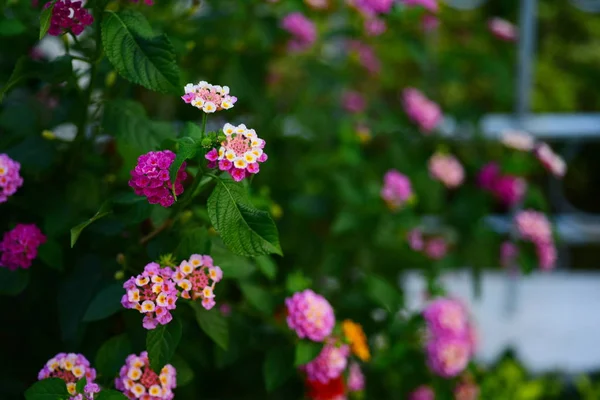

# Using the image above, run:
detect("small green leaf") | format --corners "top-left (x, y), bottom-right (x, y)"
top-left (294, 341), bottom-right (322, 366)
top-left (239, 282), bottom-right (273, 315)
top-left (38, 239), bottom-right (63, 271)
top-left (0, 268), bottom-right (29, 295)
top-left (366, 275), bottom-right (401, 313)
top-left (193, 302), bottom-right (229, 350)
top-left (25, 378), bottom-right (70, 400)
top-left (255, 255), bottom-right (277, 281)
top-left (146, 318), bottom-right (183, 372)
top-left (208, 177), bottom-right (282, 257)
top-left (39, 1), bottom-right (56, 39)
top-left (70, 201), bottom-right (112, 247)
top-left (96, 390), bottom-right (129, 400)
top-left (83, 283), bottom-right (124, 322)
top-left (75, 377), bottom-right (87, 394)
top-left (170, 355), bottom-right (194, 387)
top-left (95, 334), bottom-right (132, 378)
top-left (264, 346), bottom-right (294, 392)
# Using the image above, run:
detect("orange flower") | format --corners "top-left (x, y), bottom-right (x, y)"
top-left (342, 320), bottom-right (370, 362)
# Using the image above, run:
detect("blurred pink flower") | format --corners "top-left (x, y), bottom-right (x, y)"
top-left (402, 88), bottom-right (442, 133)
top-left (305, 0), bottom-right (329, 9)
top-left (514, 210), bottom-right (552, 244)
top-left (455, 380), bottom-right (479, 400)
top-left (281, 12), bottom-right (317, 52)
top-left (347, 362), bottom-right (365, 392)
top-left (304, 343), bottom-right (350, 383)
top-left (500, 241), bottom-right (518, 268)
top-left (426, 336), bottom-right (470, 378)
top-left (402, 0), bottom-right (438, 13)
top-left (342, 91), bottom-right (366, 113)
top-left (421, 14), bottom-right (439, 32)
top-left (488, 18), bottom-right (518, 42)
top-left (428, 153), bottom-right (464, 188)
top-left (381, 169), bottom-right (413, 210)
top-left (409, 386), bottom-right (435, 400)
top-left (535, 143), bottom-right (566, 178)
top-left (425, 237), bottom-right (448, 260)
top-left (423, 298), bottom-right (468, 338)
top-left (364, 18), bottom-right (387, 36)
top-left (407, 229), bottom-right (424, 251)
top-left (493, 175), bottom-right (527, 207)
top-left (477, 162), bottom-right (501, 191)
top-left (536, 241), bottom-right (557, 271)
top-left (285, 289), bottom-right (335, 342)
top-left (347, 40), bottom-right (381, 75)
top-left (501, 129), bottom-right (535, 151)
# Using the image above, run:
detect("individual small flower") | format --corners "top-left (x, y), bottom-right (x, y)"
top-left (305, 375), bottom-right (345, 400)
top-left (121, 263), bottom-right (178, 330)
top-left (281, 12), bottom-right (317, 52)
top-left (304, 343), bottom-right (350, 383)
top-left (425, 237), bottom-right (448, 260)
top-left (500, 241), bottom-right (518, 268)
top-left (381, 170), bottom-right (413, 211)
top-left (514, 210), bottom-right (552, 244)
top-left (364, 17), bottom-right (387, 36)
top-left (402, 88), bottom-right (442, 133)
top-left (423, 298), bottom-right (468, 338)
top-left (285, 289), bottom-right (335, 342)
top-left (342, 320), bottom-right (371, 362)
top-left (38, 353), bottom-right (97, 398)
top-left (347, 362), bottom-right (365, 392)
top-left (205, 123), bottom-right (268, 182)
top-left (115, 351), bottom-right (176, 400)
top-left (407, 229), bottom-right (424, 251)
top-left (0, 154), bottom-right (24, 203)
top-left (128, 150), bottom-right (187, 208)
top-left (0, 224), bottom-right (46, 270)
top-left (454, 379), bottom-right (479, 400)
top-left (181, 81), bottom-right (237, 113)
top-left (501, 130), bottom-right (535, 151)
top-left (488, 18), bottom-right (518, 42)
top-left (347, 40), bottom-right (381, 75)
top-left (409, 386), bottom-right (435, 400)
top-left (421, 14), bottom-right (439, 32)
top-left (44, 0), bottom-right (94, 36)
top-left (535, 143), bottom-right (566, 178)
top-left (428, 153), bottom-right (464, 188)
top-left (83, 383), bottom-right (100, 399)
top-left (342, 91), bottom-right (366, 114)
top-left (402, 0), bottom-right (438, 13)
top-left (536, 241), bottom-right (557, 271)
top-left (426, 336), bottom-right (470, 378)
top-left (172, 254), bottom-right (222, 310)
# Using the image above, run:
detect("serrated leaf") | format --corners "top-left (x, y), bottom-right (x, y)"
top-left (0, 268), bottom-right (29, 295)
top-left (75, 377), bottom-right (87, 394)
top-left (264, 346), bottom-right (294, 392)
top-left (38, 239), bottom-right (63, 271)
top-left (95, 334), bottom-right (132, 378)
top-left (70, 201), bottom-right (112, 247)
top-left (83, 283), bottom-right (124, 322)
top-left (239, 282), bottom-right (273, 315)
top-left (207, 177), bottom-right (282, 257)
top-left (193, 302), bottom-right (229, 350)
top-left (294, 341), bottom-right (322, 366)
top-left (39, 1), bottom-right (56, 39)
top-left (146, 318), bottom-right (182, 372)
top-left (101, 10), bottom-right (180, 93)
top-left (96, 390), bottom-right (129, 400)
top-left (255, 255), bottom-right (277, 281)
top-left (25, 378), bottom-right (70, 400)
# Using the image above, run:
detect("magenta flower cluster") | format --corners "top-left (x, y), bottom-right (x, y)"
top-left (477, 162), bottom-right (527, 207)
top-left (38, 353), bottom-right (98, 399)
top-left (407, 229), bottom-right (448, 260)
top-left (409, 385), bottom-right (435, 400)
top-left (402, 88), bottom-right (442, 133)
top-left (347, 362), bottom-right (365, 392)
top-left (129, 150), bottom-right (187, 208)
top-left (304, 342), bottom-right (350, 383)
top-left (428, 152), bottom-right (464, 188)
top-left (43, 0), bottom-right (93, 36)
top-left (514, 209), bottom-right (557, 270)
top-left (281, 12), bottom-right (317, 52)
top-left (0, 154), bottom-right (23, 203)
top-left (423, 298), bottom-right (474, 378)
top-left (285, 289), bottom-right (335, 342)
top-left (122, 263), bottom-right (179, 330)
top-left (172, 254), bottom-right (223, 310)
top-left (115, 351), bottom-right (176, 400)
top-left (381, 169), bottom-right (413, 211)
top-left (0, 224), bottom-right (46, 270)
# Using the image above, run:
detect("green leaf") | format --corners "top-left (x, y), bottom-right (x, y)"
top-left (38, 239), bottom-right (63, 271)
top-left (95, 334), bottom-right (132, 378)
top-left (25, 378), bottom-right (70, 400)
top-left (255, 255), bottom-right (277, 281)
top-left (264, 346), bottom-right (294, 392)
top-left (75, 377), bottom-right (87, 394)
top-left (83, 283), bottom-right (124, 322)
top-left (210, 240), bottom-right (255, 279)
top-left (175, 227), bottom-right (210, 260)
top-left (39, 1), bottom-right (56, 39)
top-left (239, 282), bottom-right (273, 315)
top-left (285, 270), bottom-right (311, 294)
top-left (101, 10), bottom-right (180, 93)
top-left (208, 177), bottom-right (282, 257)
top-left (366, 275), bottom-right (401, 313)
top-left (146, 318), bottom-right (182, 373)
top-left (96, 390), bottom-right (129, 400)
top-left (170, 355), bottom-right (194, 387)
top-left (193, 302), bottom-right (229, 350)
top-left (0, 268), bottom-right (29, 295)
top-left (70, 201), bottom-right (112, 247)
top-left (169, 130), bottom-right (199, 194)
top-left (294, 341), bottom-right (322, 366)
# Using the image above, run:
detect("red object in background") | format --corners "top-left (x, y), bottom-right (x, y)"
top-left (306, 376), bottom-right (346, 400)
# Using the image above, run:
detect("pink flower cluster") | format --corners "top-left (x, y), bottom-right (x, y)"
top-left (304, 343), bottom-right (350, 383)
top-left (43, 0), bottom-right (93, 36)
top-left (347, 362), bottom-right (365, 392)
top-left (535, 143), bottom-right (566, 178)
top-left (348, 0), bottom-right (394, 15)
top-left (428, 153), bottom-right (464, 188)
top-left (129, 150), bottom-right (187, 208)
top-left (121, 263), bottom-right (179, 330)
top-left (477, 162), bottom-right (527, 207)
top-left (281, 12), bottom-right (317, 52)
top-left (205, 123), bottom-right (268, 182)
top-left (285, 289), bottom-right (335, 342)
top-left (342, 91), bottom-right (366, 114)
top-left (115, 351), bottom-right (176, 400)
top-left (423, 298), bottom-right (474, 378)
top-left (364, 17), bottom-right (387, 36)
top-left (488, 18), bottom-right (518, 42)
top-left (381, 169), bottom-right (413, 211)
top-left (38, 353), bottom-right (98, 399)
top-left (181, 81), bottom-right (237, 113)
top-left (407, 229), bottom-right (448, 260)
top-left (172, 254), bottom-right (222, 310)
top-left (347, 40), bottom-right (381, 75)
top-left (455, 379), bottom-right (480, 400)
top-left (514, 210), bottom-right (557, 270)
top-left (0, 154), bottom-right (23, 203)
top-left (403, 88), bottom-right (442, 133)
top-left (409, 385), bottom-right (435, 400)
top-left (0, 224), bottom-right (46, 270)
top-left (501, 130), bottom-right (535, 151)
top-left (305, 0), bottom-right (328, 9)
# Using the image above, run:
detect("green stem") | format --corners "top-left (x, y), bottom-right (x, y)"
top-left (201, 113), bottom-right (207, 138)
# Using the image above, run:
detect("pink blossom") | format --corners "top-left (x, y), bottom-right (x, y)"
top-left (493, 175), bottom-right (526, 207)
top-left (477, 162), bottom-right (501, 191)
top-left (407, 229), bottom-right (424, 251)
top-left (428, 153), bottom-right (464, 188)
top-left (488, 18), bottom-right (518, 42)
top-left (285, 289), bottom-right (335, 342)
top-left (421, 14), bottom-right (439, 32)
top-left (536, 241), bottom-right (557, 271)
top-left (454, 380), bottom-right (479, 400)
top-left (172, 254), bottom-right (222, 310)
top-left (305, 0), bottom-right (328, 9)
top-left (0, 224), bottom-right (46, 270)
top-left (402, 0), bottom-right (438, 13)
top-left (347, 40), bottom-right (381, 75)
top-left (409, 385), bottom-right (435, 400)
top-left (425, 237), bottom-right (448, 260)
top-left (426, 336), bottom-right (470, 378)
top-left (0, 154), bottom-right (24, 203)
top-left (364, 18), bottom-right (387, 36)
top-left (38, 353), bottom-right (98, 399)
top-left (43, 0), bottom-right (94, 36)
top-left (423, 298), bottom-right (468, 338)
top-left (500, 241), bottom-right (518, 268)
top-left (115, 351), bottom-right (176, 399)
top-left (348, 0), bottom-right (394, 15)
top-left (342, 91), bottom-right (366, 114)
top-left (347, 362), bottom-right (365, 392)
top-left (304, 343), bottom-right (350, 383)
top-left (535, 143), bottom-right (566, 178)
top-left (402, 88), bottom-right (442, 133)
top-left (381, 169), bottom-right (413, 210)
top-left (501, 130), bottom-right (535, 151)
top-left (281, 12), bottom-right (317, 52)
top-left (514, 210), bottom-right (552, 244)
top-left (181, 81), bottom-right (237, 113)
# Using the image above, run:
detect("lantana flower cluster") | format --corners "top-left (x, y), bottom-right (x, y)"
top-left (0, 224), bottom-right (46, 270)
top-left (477, 162), bottom-right (527, 207)
top-left (128, 150), bottom-right (187, 208)
top-left (304, 342), bottom-right (350, 384)
top-left (407, 229), bottom-right (448, 260)
top-left (514, 209), bottom-right (557, 270)
top-left (115, 351), bottom-right (176, 400)
top-left (181, 81), bottom-right (237, 113)
top-left (172, 254), bottom-right (222, 310)
top-left (205, 123), bottom-right (268, 182)
top-left (409, 385), bottom-right (435, 400)
top-left (423, 298), bottom-right (475, 378)
top-left (381, 169), bottom-right (413, 211)
top-left (38, 353), bottom-right (98, 399)
top-left (281, 12), bottom-right (317, 52)
top-left (402, 88), bottom-right (442, 133)
top-left (0, 154), bottom-right (23, 203)
top-left (286, 289), bottom-right (335, 342)
top-left (44, 0), bottom-right (94, 36)
top-left (428, 152), bottom-right (464, 188)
